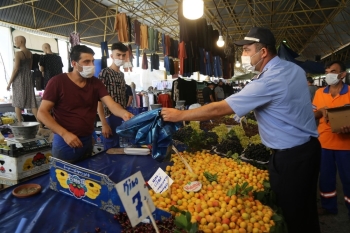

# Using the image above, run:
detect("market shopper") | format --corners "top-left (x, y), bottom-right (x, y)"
top-left (202, 82), bottom-right (215, 104)
top-left (97, 42), bottom-right (129, 150)
top-left (214, 79), bottom-right (225, 101)
top-left (161, 27), bottom-right (321, 233)
top-left (313, 61), bottom-right (350, 217)
top-left (307, 76), bottom-right (318, 101)
top-left (37, 45), bottom-right (133, 163)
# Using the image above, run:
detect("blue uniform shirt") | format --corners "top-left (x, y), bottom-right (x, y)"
top-left (225, 56), bottom-right (318, 149)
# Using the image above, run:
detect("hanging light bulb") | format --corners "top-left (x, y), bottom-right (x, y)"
top-left (183, 0), bottom-right (204, 20)
top-left (217, 35), bottom-right (225, 47)
top-left (235, 60), bottom-right (241, 68)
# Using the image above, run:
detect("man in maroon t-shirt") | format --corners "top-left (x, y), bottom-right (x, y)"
top-left (37, 45), bottom-right (133, 162)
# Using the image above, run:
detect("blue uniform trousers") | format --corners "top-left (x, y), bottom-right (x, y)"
top-left (319, 149), bottom-right (350, 216)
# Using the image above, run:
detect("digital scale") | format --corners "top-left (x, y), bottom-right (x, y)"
top-left (2, 136), bottom-right (51, 157)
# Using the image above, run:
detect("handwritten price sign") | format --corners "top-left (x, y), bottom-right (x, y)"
top-left (115, 171), bottom-right (155, 227)
top-left (148, 167), bottom-right (173, 194)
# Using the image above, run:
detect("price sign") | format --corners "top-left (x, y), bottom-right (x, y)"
top-left (148, 167), bottom-right (173, 194)
top-left (115, 171), bottom-right (155, 227)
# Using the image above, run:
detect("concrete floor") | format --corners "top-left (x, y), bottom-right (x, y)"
top-left (318, 174), bottom-right (350, 233)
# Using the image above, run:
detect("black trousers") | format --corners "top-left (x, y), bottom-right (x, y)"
top-left (269, 137), bottom-right (321, 233)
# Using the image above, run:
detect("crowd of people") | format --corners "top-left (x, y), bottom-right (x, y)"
top-left (7, 26), bottom-right (350, 232)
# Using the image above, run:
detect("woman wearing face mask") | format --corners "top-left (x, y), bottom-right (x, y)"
top-left (37, 45), bottom-right (133, 163)
top-left (313, 61), bottom-right (350, 217)
top-left (97, 42), bottom-right (130, 150)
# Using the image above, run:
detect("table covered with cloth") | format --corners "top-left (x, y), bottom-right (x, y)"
top-left (0, 151), bottom-right (171, 233)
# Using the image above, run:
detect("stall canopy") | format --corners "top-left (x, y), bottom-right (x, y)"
top-left (278, 43), bottom-right (325, 74)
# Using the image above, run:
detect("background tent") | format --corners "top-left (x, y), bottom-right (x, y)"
top-left (278, 43), bottom-right (325, 74)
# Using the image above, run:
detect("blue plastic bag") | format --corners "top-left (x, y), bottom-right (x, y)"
top-left (116, 109), bottom-right (181, 162)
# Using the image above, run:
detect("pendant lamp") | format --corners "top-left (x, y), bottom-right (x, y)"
top-left (217, 35), bottom-right (225, 47)
top-left (183, 0), bottom-right (204, 20)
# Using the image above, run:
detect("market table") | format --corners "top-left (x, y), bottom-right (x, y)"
top-left (0, 151), bottom-right (170, 233)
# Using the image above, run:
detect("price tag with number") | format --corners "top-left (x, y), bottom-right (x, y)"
top-left (115, 171), bottom-right (155, 227)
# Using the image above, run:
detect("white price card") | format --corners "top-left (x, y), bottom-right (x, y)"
top-left (115, 171), bottom-right (155, 227)
top-left (148, 167), bottom-right (173, 194)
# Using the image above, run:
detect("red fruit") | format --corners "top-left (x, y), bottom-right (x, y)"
top-left (79, 188), bottom-right (85, 197)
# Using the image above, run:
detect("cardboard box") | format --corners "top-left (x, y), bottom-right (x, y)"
top-left (0, 149), bottom-right (52, 181)
top-left (327, 105), bottom-right (350, 133)
top-left (49, 157), bottom-right (171, 220)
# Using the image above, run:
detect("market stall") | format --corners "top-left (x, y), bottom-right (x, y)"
top-left (0, 151), bottom-right (171, 233)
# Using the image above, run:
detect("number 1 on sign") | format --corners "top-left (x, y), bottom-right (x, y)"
top-left (132, 191), bottom-right (143, 218)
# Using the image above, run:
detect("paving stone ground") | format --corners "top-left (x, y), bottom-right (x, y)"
top-left (319, 174), bottom-right (350, 233)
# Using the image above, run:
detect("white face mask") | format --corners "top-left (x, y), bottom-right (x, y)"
top-left (77, 63), bottom-right (95, 78)
top-left (241, 49), bottom-right (263, 72)
top-left (325, 73), bottom-right (340, 86)
top-left (114, 59), bottom-right (125, 67)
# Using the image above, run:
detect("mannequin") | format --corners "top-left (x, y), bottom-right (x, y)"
top-left (7, 36), bottom-right (39, 123)
top-left (39, 43), bottom-right (63, 88)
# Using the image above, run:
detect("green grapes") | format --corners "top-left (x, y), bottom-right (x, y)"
top-left (188, 121), bottom-right (201, 133)
top-left (250, 134), bottom-right (262, 145)
top-left (247, 119), bottom-right (258, 125)
top-left (212, 124), bottom-right (228, 143)
top-left (232, 125), bottom-right (250, 149)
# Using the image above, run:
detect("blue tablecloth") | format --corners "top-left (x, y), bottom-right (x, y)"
top-left (0, 151), bottom-right (171, 233)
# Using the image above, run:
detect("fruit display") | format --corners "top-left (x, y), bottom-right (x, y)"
top-left (150, 151), bottom-right (274, 233)
top-left (243, 144), bottom-right (271, 163)
top-left (216, 137), bottom-right (243, 155)
top-left (172, 123), bottom-right (218, 152)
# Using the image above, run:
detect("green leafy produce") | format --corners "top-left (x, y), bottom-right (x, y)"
top-left (203, 171), bottom-right (218, 182)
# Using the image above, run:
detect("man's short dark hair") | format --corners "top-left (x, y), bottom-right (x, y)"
top-left (111, 42), bottom-right (128, 52)
top-left (307, 77), bottom-right (314, 84)
top-left (70, 45), bottom-right (95, 62)
top-left (325, 60), bottom-right (346, 72)
top-left (255, 43), bottom-right (277, 55)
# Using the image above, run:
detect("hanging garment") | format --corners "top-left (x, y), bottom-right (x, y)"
top-left (213, 56), bottom-right (223, 78)
top-left (136, 46), bottom-right (140, 67)
top-left (173, 60), bottom-right (179, 75)
top-left (100, 41), bottom-right (109, 57)
top-left (142, 53), bottom-right (148, 70)
top-left (134, 20), bottom-right (141, 46)
top-left (140, 24), bottom-right (148, 49)
top-left (154, 29), bottom-right (159, 51)
top-left (114, 13), bottom-right (128, 42)
top-left (178, 41), bottom-right (187, 75)
top-left (165, 35), bottom-right (171, 56)
top-left (151, 53), bottom-right (159, 71)
top-left (164, 56), bottom-right (170, 74)
top-left (162, 33), bottom-right (166, 55)
top-left (148, 27), bottom-right (154, 51)
top-left (69, 32), bottom-right (80, 47)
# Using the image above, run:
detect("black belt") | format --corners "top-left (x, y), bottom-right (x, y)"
top-left (271, 137), bottom-right (315, 154)
top-left (271, 148), bottom-right (289, 153)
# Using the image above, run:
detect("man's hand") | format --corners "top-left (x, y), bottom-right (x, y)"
top-left (339, 125), bottom-right (350, 134)
top-left (121, 111), bottom-right (133, 121)
top-left (316, 107), bottom-right (328, 121)
top-left (6, 84), bottom-right (11, 91)
top-left (161, 108), bottom-right (183, 122)
top-left (101, 123), bottom-right (112, 138)
top-left (62, 131), bottom-right (83, 148)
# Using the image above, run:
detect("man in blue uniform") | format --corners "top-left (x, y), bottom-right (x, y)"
top-left (161, 27), bottom-right (321, 233)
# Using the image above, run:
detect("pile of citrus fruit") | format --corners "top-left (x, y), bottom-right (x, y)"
top-left (149, 151), bottom-right (274, 233)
